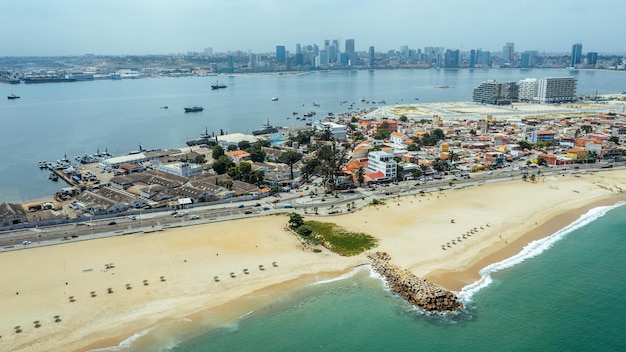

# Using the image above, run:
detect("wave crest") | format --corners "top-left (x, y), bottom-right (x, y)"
top-left (458, 202), bottom-right (624, 302)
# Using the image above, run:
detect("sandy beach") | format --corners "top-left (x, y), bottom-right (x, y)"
top-left (1, 170), bottom-right (625, 351)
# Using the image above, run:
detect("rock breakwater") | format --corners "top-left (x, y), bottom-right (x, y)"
top-left (368, 252), bottom-right (463, 312)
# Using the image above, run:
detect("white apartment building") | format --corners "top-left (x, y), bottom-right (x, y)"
top-left (537, 77), bottom-right (577, 103)
top-left (313, 121), bottom-right (347, 141)
top-left (367, 151), bottom-right (397, 180)
top-left (518, 78), bottom-right (538, 101)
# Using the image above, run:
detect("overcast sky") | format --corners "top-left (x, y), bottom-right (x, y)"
top-left (2, 0), bottom-right (624, 56)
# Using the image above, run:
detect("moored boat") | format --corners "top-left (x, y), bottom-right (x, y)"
top-left (7, 94), bottom-right (20, 99)
top-left (184, 106), bottom-right (204, 113)
top-left (252, 119), bottom-right (279, 136)
top-left (211, 81), bottom-right (227, 90)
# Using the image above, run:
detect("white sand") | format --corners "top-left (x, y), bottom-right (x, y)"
top-left (1, 170), bottom-right (625, 351)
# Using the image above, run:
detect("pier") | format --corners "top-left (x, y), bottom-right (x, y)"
top-left (368, 252), bottom-right (463, 312)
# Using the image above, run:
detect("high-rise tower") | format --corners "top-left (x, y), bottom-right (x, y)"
top-left (570, 43), bottom-right (583, 68)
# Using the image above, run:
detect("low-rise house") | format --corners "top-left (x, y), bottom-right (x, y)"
top-left (0, 202), bottom-right (28, 226)
top-left (225, 150), bottom-right (251, 163)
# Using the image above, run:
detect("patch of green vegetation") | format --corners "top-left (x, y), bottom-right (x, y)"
top-left (300, 220), bottom-right (377, 256)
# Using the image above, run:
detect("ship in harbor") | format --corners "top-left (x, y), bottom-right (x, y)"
top-left (184, 106), bottom-right (204, 113)
top-left (7, 94), bottom-right (20, 100)
top-left (252, 119), bottom-right (279, 136)
top-left (211, 81), bottom-right (227, 90)
top-left (22, 75), bottom-right (77, 84)
top-left (186, 127), bottom-right (213, 146)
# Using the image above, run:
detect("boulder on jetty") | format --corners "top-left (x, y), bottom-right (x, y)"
top-left (368, 252), bottom-right (463, 312)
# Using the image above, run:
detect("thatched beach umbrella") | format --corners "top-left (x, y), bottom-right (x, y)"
top-left (33, 320), bottom-right (41, 328)
top-left (160, 276), bottom-right (166, 282)
top-left (53, 315), bottom-right (61, 322)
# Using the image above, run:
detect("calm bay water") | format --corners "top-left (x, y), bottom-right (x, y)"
top-left (1, 68), bottom-right (625, 203)
top-left (114, 203), bottom-right (624, 352)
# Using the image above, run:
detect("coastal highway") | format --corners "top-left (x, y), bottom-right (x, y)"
top-left (1, 162), bottom-right (622, 251)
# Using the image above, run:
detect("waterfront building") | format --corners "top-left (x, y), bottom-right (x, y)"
top-left (345, 39), bottom-right (356, 65)
top-left (503, 42), bottom-right (515, 63)
top-left (444, 49), bottom-right (460, 68)
top-left (570, 43), bottom-right (583, 68)
top-left (587, 52), bottom-right (598, 67)
top-left (518, 78), bottom-right (538, 101)
top-left (367, 151), bottom-right (397, 181)
top-left (472, 80), bottom-right (518, 105)
top-left (312, 121), bottom-right (347, 141)
top-left (276, 45), bottom-right (286, 63)
top-left (0, 202), bottom-right (27, 226)
top-left (537, 77), bottom-right (577, 103)
top-left (520, 51), bottom-right (537, 68)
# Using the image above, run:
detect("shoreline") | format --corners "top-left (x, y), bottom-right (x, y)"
top-left (1, 170), bottom-right (625, 351)
top-left (425, 195), bottom-right (626, 291)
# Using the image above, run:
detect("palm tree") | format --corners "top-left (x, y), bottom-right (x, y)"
top-left (356, 166), bottom-right (365, 186)
top-left (33, 320), bottom-right (41, 328)
top-left (53, 315), bottom-right (61, 323)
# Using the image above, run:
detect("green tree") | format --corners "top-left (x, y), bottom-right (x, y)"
top-left (194, 154), bottom-right (206, 164)
top-left (212, 145), bottom-right (225, 160)
top-left (356, 166), bottom-right (365, 185)
top-left (227, 144), bottom-right (238, 152)
top-left (212, 155), bottom-right (233, 174)
top-left (247, 147), bottom-right (266, 162)
top-left (374, 128), bottom-right (391, 140)
top-left (536, 157), bottom-right (547, 166)
top-left (407, 143), bottom-right (420, 151)
top-left (278, 150), bottom-right (303, 179)
top-left (238, 140), bottom-right (251, 150)
top-left (399, 115), bottom-right (408, 122)
top-left (517, 140), bottom-right (533, 150)
top-left (288, 212), bottom-right (304, 228)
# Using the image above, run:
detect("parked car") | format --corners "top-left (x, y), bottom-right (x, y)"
top-left (190, 215), bottom-right (200, 220)
top-left (244, 210), bottom-right (253, 214)
top-left (283, 204), bottom-right (293, 208)
top-left (237, 204), bottom-right (244, 208)
top-left (107, 221), bottom-right (117, 226)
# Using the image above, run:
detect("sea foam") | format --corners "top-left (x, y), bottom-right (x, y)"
top-left (313, 265), bottom-right (372, 285)
top-left (457, 202), bottom-right (624, 302)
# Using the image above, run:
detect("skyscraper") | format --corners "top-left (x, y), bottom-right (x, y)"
top-left (369, 46), bottom-right (375, 67)
top-left (444, 49), bottom-right (460, 68)
top-left (503, 42), bottom-right (515, 63)
top-left (587, 52), bottom-right (598, 67)
top-left (276, 45), bottom-right (286, 63)
top-left (345, 39), bottom-right (356, 65)
top-left (570, 43), bottom-right (583, 67)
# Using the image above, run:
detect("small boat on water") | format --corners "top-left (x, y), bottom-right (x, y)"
top-left (211, 81), bottom-right (227, 90)
top-left (184, 106), bottom-right (204, 113)
top-left (7, 94), bottom-right (20, 100)
top-left (271, 97), bottom-right (279, 101)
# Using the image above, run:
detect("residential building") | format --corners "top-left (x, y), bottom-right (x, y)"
top-left (312, 121), bottom-right (347, 141)
top-left (536, 77), bottom-right (577, 103)
top-left (518, 78), bottom-right (538, 101)
top-left (472, 80), bottom-right (518, 105)
top-left (444, 49), bottom-right (460, 68)
top-left (367, 151), bottom-right (397, 181)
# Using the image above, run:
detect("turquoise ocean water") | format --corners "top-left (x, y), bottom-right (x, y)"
top-left (103, 203), bottom-right (625, 352)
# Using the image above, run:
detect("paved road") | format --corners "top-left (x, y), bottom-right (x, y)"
top-left (1, 163), bottom-right (621, 252)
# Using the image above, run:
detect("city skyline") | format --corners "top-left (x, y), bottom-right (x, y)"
top-left (2, 0), bottom-right (625, 56)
